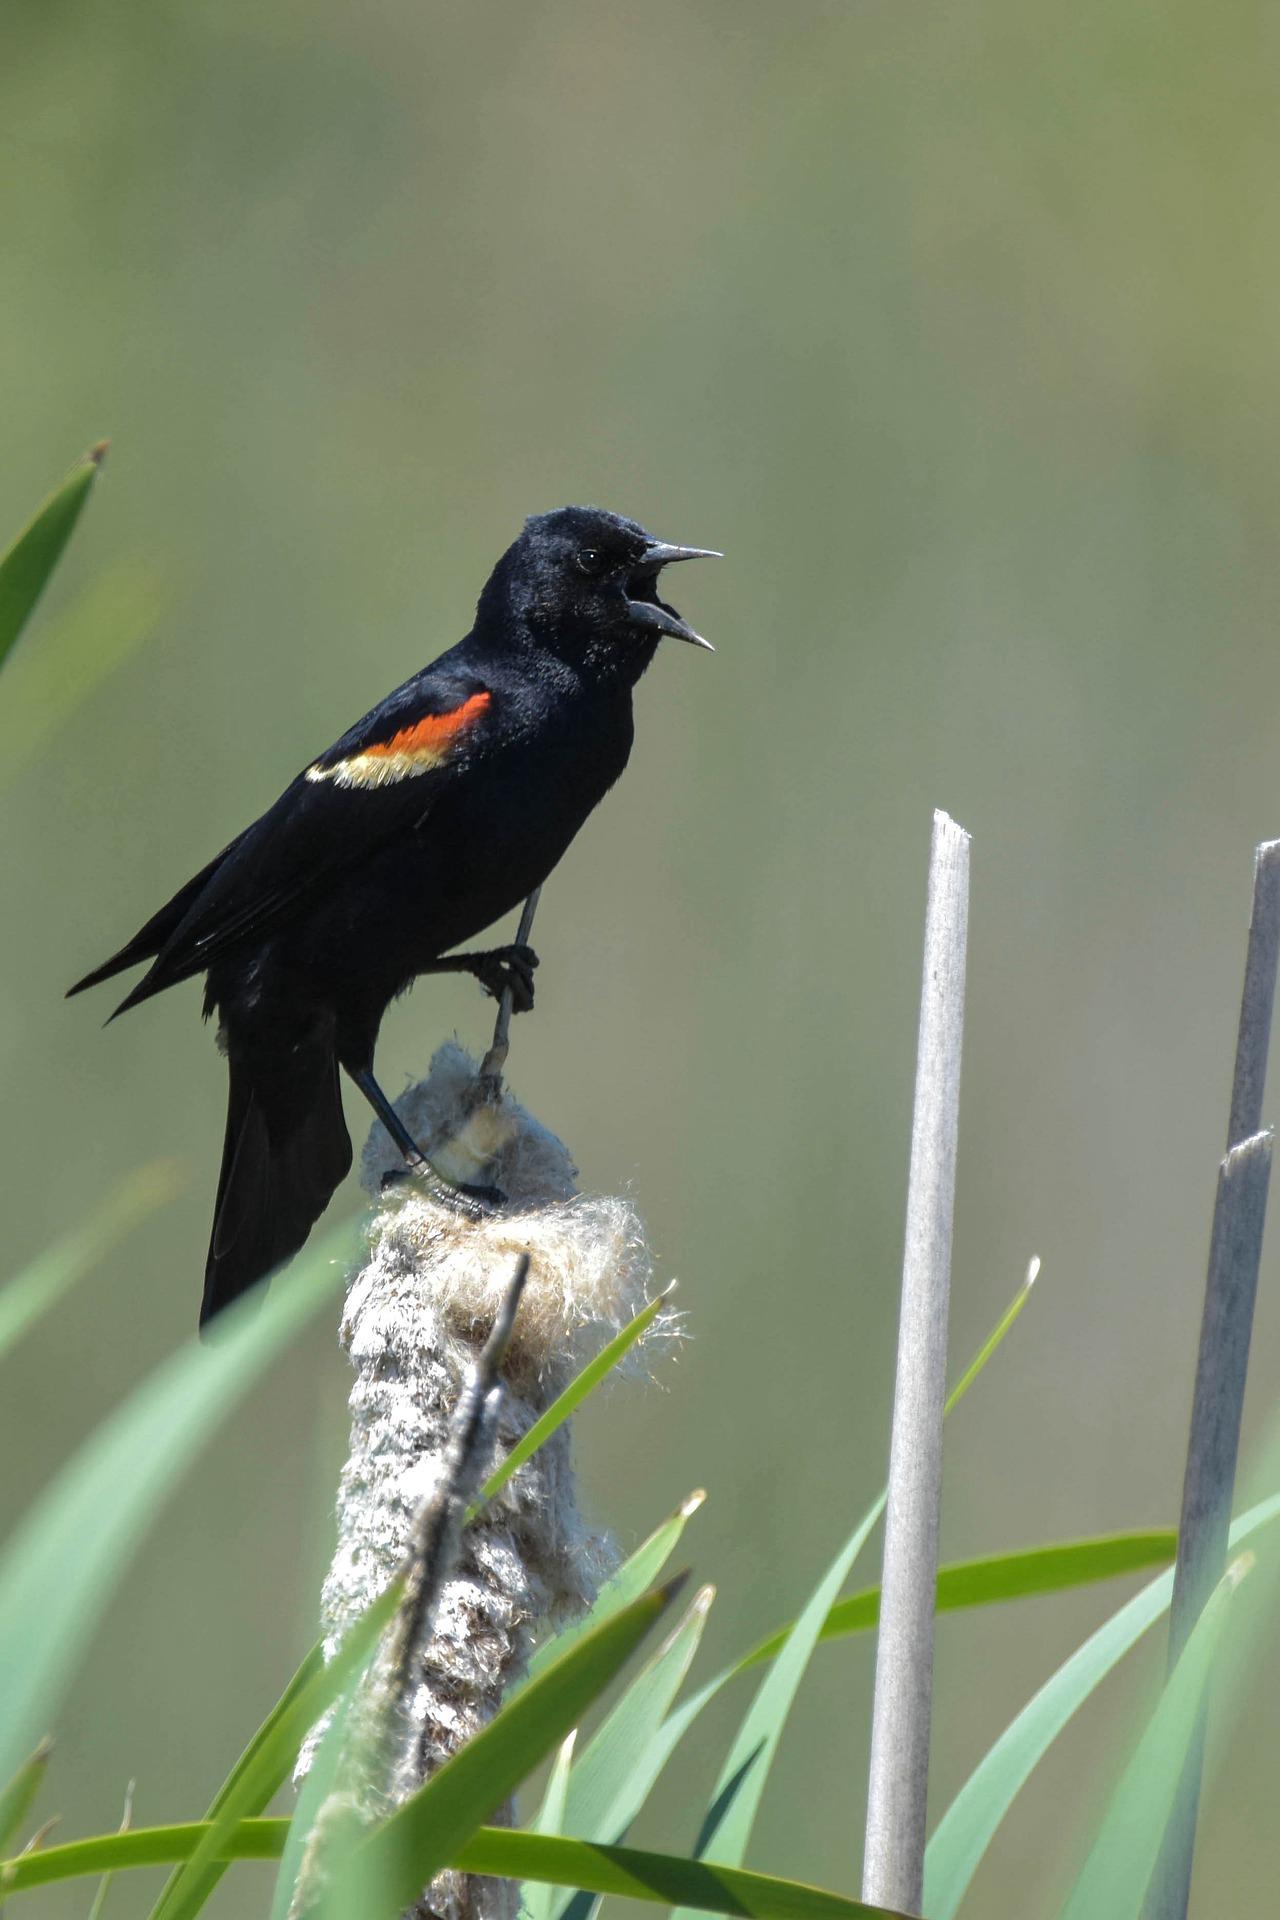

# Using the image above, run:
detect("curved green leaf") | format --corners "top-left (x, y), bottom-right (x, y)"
top-left (0, 1224), bottom-right (353, 1786)
top-left (663, 1262), bottom-right (1039, 1895)
top-left (313, 1579), bottom-right (686, 1920)
top-left (524, 1488), bottom-right (705, 1688)
top-left (740, 1531), bottom-right (1178, 1669)
top-left (526, 1732), bottom-right (578, 1920)
top-left (1060, 1555), bottom-right (1251, 1920)
top-left (549, 1585), bottom-right (715, 1920)
top-left (0, 444), bottom-right (106, 670)
top-left (472, 1286), bottom-right (675, 1518)
top-left (922, 1492), bottom-right (1280, 1920)
top-left (2, 1819), bottom-right (914, 1919)
top-left (0, 1739), bottom-right (52, 1854)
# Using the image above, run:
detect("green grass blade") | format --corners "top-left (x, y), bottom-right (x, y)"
top-left (678, 1499), bottom-right (886, 1894)
top-left (2, 1820), bottom-right (917, 1918)
top-left (524, 1731), bottom-right (578, 1920)
top-left (471, 1287), bottom-right (674, 1519)
top-left (84, 1781), bottom-right (135, 1920)
top-left (663, 1260), bottom-right (1039, 1893)
top-left (0, 444), bottom-right (106, 670)
top-left (524, 1488), bottom-right (705, 1687)
top-left (1059, 1555), bottom-right (1252, 1920)
top-left (0, 1224), bottom-right (353, 1786)
top-left (941, 1258), bottom-right (1039, 1417)
top-left (149, 1574), bottom-right (404, 1920)
top-left (267, 1640), bottom-right (368, 1920)
top-left (550, 1585), bottom-right (715, 1920)
top-left (0, 1163), bottom-right (180, 1362)
top-left (922, 1492), bottom-right (1280, 1920)
top-left (1, 1820), bottom-right (290, 1893)
top-left (314, 1578), bottom-right (686, 1920)
top-left (739, 1530), bottom-right (1178, 1669)
top-left (456, 1831), bottom-right (914, 1920)
top-left (0, 1738), bottom-right (52, 1853)
top-left (555, 1530), bottom-right (1173, 1911)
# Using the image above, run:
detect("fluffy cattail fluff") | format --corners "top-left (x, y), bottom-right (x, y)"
top-left (294, 1041), bottom-right (674, 1920)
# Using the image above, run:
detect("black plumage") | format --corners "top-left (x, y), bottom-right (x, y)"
top-left (69, 507), bottom-right (717, 1328)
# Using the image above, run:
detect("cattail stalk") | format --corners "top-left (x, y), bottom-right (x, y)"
top-left (294, 1036), bottom-right (671, 1920)
top-left (1147, 839), bottom-right (1280, 1920)
top-left (863, 809), bottom-right (970, 1916)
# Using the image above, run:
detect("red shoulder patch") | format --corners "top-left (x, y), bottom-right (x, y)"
top-left (307, 690), bottom-right (491, 789)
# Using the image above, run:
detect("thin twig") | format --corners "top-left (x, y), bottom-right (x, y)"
top-left (479, 889), bottom-right (542, 1099)
top-left (1147, 840), bottom-right (1280, 1920)
top-left (863, 809), bottom-right (971, 1916)
top-left (384, 1253), bottom-right (530, 1711)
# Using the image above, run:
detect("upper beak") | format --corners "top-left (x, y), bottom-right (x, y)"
top-left (629, 538), bottom-right (722, 651)
top-left (641, 540), bottom-right (724, 569)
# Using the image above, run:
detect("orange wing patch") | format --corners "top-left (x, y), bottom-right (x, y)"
top-left (306, 691), bottom-right (492, 790)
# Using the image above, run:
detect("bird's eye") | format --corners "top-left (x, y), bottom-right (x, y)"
top-left (575, 547), bottom-right (603, 574)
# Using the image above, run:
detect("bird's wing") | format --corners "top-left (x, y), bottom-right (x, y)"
top-left (114, 664), bottom-right (496, 1010)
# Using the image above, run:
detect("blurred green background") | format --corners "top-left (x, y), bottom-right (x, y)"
top-left (3, 0), bottom-right (1279, 1911)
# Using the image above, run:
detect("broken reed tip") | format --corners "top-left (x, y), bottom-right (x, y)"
top-left (1221, 1128), bottom-right (1273, 1175)
top-left (932, 807), bottom-right (972, 846)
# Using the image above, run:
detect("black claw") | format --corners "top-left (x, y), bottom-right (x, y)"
top-left (471, 943), bottom-right (539, 1013)
top-left (382, 1157), bottom-right (506, 1215)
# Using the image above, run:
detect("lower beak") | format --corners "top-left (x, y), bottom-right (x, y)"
top-left (628, 538), bottom-right (721, 651)
top-left (626, 599), bottom-right (716, 651)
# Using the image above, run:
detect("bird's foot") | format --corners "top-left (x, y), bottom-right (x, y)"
top-left (381, 1152), bottom-right (507, 1216)
top-left (469, 943), bottom-right (539, 1014)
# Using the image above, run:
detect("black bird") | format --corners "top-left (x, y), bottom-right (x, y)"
top-left (69, 507), bottom-right (718, 1328)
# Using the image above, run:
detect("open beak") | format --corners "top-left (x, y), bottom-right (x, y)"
top-left (626, 539), bottom-right (722, 652)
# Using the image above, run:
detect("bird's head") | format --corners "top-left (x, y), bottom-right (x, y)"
top-left (479, 506), bottom-right (720, 682)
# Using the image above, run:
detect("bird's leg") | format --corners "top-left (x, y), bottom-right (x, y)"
top-left (346, 1065), bottom-right (505, 1213)
top-left (421, 944), bottom-right (539, 1013)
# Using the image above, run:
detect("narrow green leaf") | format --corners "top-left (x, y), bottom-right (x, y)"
top-left (550, 1585), bottom-right (715, 1920)
top-left (524, 1488), bottom-right (705, 1687)
top-left (0, 1738), bottom-right (52, 1853)
top-left (0, 1224), bottom-right (354, 1786)
top-left (84, 1781), bottom-right (134, 1920)
top-left (664, 1259), bottom-right (1040, 1895)
top-left (265, 1491), bottom-right (706, 1920)
top-left (1060, 1555), bottom-right (1252, 1920)
top-left (2, 1820), bottom-right (917, 1919)
top-left (1, 1821), bottom-right (290, 1893)
top-left (524, 1731), bottom-right (578, 1920)
top-left (0, 1163), bottom-right (180, 1362)
top-left (268, 1640), bottom-right (367, 1920)
top-left (150, 1574), bottom-right (404, 1920)
top-left (922, 1492), bottom-right (1280, 1920)
top-left (472, 1287), bottom-right (674, 1519)
top-left (941, 1257), bottom-right (1038, 1418)
top-left (739, 1530), bottom-right (1178, 1670)
top-left (0, 444), bottom-right (106, 670)
top-left (456, 1830), bottom-right (914, 1920)
top-left (678, 1500), bottom-right (885, 1898)
top-left (315, 1578), bottom-right (685, 1920)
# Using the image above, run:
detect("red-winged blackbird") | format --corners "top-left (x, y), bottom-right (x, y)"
top-left (69, 507), bottom-right (718, 1328)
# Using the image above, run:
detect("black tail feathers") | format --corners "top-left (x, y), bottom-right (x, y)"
top-left (201, 1042), bottom-right (352, 1332)
top-left (67, 832), bottom-right (246, 1008)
